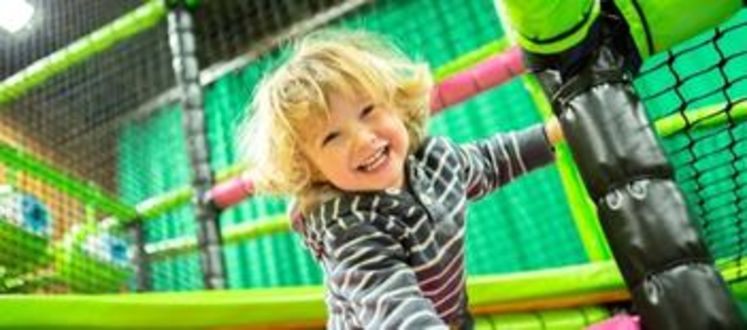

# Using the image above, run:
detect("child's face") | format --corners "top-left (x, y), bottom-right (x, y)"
top-left (300, 91), bottom-right (409, 192)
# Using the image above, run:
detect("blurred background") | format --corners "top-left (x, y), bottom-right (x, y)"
top-left (0, 0), bottom-right (745, 328)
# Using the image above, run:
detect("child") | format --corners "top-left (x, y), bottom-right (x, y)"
top-left (239, 29), bottom-right (563, 329)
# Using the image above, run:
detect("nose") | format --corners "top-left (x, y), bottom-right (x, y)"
top-left (351, 125), bottom-right (378, 155)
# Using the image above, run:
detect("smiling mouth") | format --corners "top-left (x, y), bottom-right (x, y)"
top-left (357, 145), bottom-right (390, 172)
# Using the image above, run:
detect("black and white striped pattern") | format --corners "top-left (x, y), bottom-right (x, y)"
top-left (300, 124), bottom-right (554, 329)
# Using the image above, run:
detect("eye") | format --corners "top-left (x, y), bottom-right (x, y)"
top-left (360, 104), bottom-right (374, 118)
top-left (321, 131), bottom-right (340, 147)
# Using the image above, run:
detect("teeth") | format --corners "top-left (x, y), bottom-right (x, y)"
top-left (360, 147), bottom-right (387, 172)
top-left (363, 147), bottom-right (384, 164)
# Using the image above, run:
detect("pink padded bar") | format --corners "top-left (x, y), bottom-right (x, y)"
top-left (207, 175), bottom-right (254, 209)
top-left (430, 46), bottom-right (524, 114)
top-left (587, 315), bottom-right (641, 330)
top-left (208, 46), bottom-right (525, 210)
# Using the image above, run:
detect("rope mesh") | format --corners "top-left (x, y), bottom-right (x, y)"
top-left (634, 10), bottom-right (747, 283)
top-left (0, 0), bottom-right (744, 296)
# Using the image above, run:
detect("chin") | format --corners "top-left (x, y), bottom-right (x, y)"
top-left (380, 174), bottom-right (404, 190)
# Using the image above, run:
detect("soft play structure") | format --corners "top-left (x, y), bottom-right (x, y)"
top-left (0, 0), bottom-right (745, 329)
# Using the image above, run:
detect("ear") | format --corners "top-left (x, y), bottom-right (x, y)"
top-left (308, 164), bottom-right (326, 182)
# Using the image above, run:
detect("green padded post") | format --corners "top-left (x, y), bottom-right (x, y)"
top-left (495, 0), bottom-right (610, 262)
top-left (0, 144), bottom-right (136, 220)
top-left (521, 75), bottom-right (611, 262)
top-left (612, 0), bottom-right (742, 58)
top-left (496, 0), bottom-right (600, 54)
top-left (654, 101), bottom-right (747, 138)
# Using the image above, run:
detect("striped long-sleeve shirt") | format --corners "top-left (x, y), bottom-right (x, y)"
top-left (300, 124), bottom-right (555, 329)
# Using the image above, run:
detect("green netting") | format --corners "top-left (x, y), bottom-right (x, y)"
top-left (127, 0), bottom-right (585, 291)
top-left (119, 106), bottom-right (203, 290)
top-left (337, 0), bottom-right (504, 68)
top-left (202, 51), bottom-right (322, 288)
top-left (341, 0), bottom-right (585, 274)
top-left (2, 0), bottom-right (742, 303)
top-left (428, 79), bottom-right (587, 274)
top-left (1, 1), bottom-right (174, 293)
top-left (634, 10), bottom-right (747, 280)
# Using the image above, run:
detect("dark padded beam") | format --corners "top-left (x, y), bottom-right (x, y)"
top-left (167, 2), bottom-right (227, 289)
top-left (506, 1), bottom-right (746, 328)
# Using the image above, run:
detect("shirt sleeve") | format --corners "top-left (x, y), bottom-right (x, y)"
top-left (323, 220), bottom-right (448, 330)
top-left (453, 123), bottom-right (555, 200)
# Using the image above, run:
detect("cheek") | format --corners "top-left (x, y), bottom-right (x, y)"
top-left (314, 148), bottom-right (352, 177)
top-left (391, 119), bottom-right (410, 153)
top-left (300, 144), bottom-right (336, 181)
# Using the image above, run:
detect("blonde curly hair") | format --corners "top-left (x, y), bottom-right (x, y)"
top-left (237, 29), bottom-right (432, 212)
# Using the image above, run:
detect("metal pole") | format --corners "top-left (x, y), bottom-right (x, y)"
top-left (166, 2), bottom-right (226, 289)
top-left (128, 221), bottom-right (151, 291)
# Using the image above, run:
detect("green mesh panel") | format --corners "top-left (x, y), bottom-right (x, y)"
top-left (119, 106), bottom-right (203, 290)
top-left (338, 0), bottom-right (504, 68)
top-left (634, 10), bottom-right (747, 281)
top-left (116, 0), bottom-right (588, 290)
top-left (429, 79), bottom-right (586, 275)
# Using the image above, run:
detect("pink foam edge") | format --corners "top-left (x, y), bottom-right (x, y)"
top-left (586, 314), bottom-right (641, 330)
top-left (208, 176), bottom-right (254, 208)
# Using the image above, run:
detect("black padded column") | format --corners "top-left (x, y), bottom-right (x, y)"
top-left (167, 2), bottom-right (226, 290)
top-left (529, 12), bottom-right (745, 330)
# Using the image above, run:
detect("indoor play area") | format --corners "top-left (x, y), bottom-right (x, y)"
top-left (0, 0), bottom-right (746, 329)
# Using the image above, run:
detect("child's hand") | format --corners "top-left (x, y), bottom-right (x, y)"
top-left (545, 116), bottom-right (565, 145)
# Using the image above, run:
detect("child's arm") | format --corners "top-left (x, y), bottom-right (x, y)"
top-left (545, 116), bottom-right (565, 145)
top-left (324, 221), bottom-right (448, 329)
top-left (453, 119), bottom-right (561, 200)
